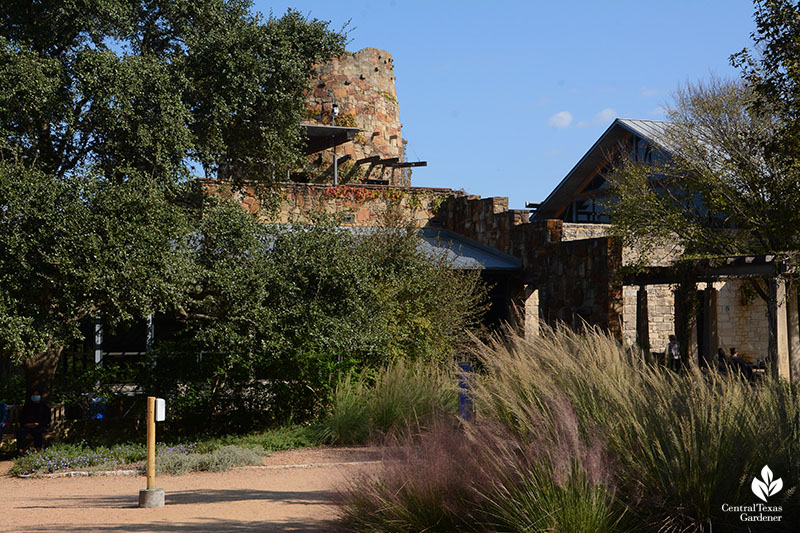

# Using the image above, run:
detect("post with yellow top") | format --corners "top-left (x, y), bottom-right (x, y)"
top-left (138, 396), bottom-right (165, 508)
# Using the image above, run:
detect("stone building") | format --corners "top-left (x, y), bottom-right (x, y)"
top-left (435, 118), bottom-right (800, 381)
top-left (74, 50), bottom-right (800, 384)
top-left (301, 48), bottom-right (416, 186)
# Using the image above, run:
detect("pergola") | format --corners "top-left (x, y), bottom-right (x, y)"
top-left (625, 253), bottom-right (800, 381)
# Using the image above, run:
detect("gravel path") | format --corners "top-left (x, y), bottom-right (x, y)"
top-left (0, 447), bottom-right (381, 532)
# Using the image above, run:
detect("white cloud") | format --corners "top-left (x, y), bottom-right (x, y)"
top-left (576, 108), bottom-right (617, 128)
top-left (641, 86), bottom-right (664, 97)
top-left (649, 106), bottom-right (667, 117)
top-left (547, 111), bottom-right (573, 129)
top-left (594, 107), bottom-right (616, 123)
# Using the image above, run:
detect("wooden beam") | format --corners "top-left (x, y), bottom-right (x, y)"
top-left (355, 155), bottom-right (380, 165)
top-left (336, 154), bottom-right (352, 165)
top-left (392, 161), bottom-right (427, 168)
top-left (375, 157), bottom-right (399, 166)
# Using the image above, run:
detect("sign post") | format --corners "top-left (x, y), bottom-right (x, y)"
top-left (138, 396), bottom-right (165, 508)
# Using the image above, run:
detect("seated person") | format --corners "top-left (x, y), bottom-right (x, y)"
top-left (0, 399), bottom-right (7, 438)
top-left (728, 347), bottom-right (752, 380)
top-left (16, 390), bottom-right (50, 455)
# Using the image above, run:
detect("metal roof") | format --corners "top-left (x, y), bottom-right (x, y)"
top-left (533, 118), bottom-right (672, 220)
top-left (265, 225), bottom-right (522, 271)
top-left (616, 119), bottom-right (673, 151)
top-left (419, 228), bottom-right (522, 271)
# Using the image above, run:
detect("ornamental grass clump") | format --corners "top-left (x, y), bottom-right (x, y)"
top-left (339, 327), bottom-right (800, 532)
top-left (472, 326), bottom-right (800, 531)
top-left (339, 419), bottom-right (492, 532)
top-left (155, 445), bottom-right (262, 475)
top-left (318, 358), bottom-right (458, 445)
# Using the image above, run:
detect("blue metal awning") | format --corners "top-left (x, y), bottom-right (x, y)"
top-left (418, 228), bottom-right (522, 271)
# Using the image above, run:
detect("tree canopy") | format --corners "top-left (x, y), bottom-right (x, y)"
top-left (609, 0), bottom-right (800, 262)
top-left (0, 0), bottom-right (347, 183)
top-left (0, 1), bottom-right (347, 396)
top-left (608, 79), bottom-right (800, 263)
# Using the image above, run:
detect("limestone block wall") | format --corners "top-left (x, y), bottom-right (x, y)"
top-left (438, 195), bottom-right (623, 338)
top-left (622, 284), bottom-right (676, 352)
top-left (534, 237), bottom-right (623, 337)
top-left (307, 48), bottom-right (407, 185)
top-left (204, 181), bottom-right (460, 227)
top-left (438, 195), bottom-right (559, 266)
top-left (563, 223), bottom-right (609, 241)
top-left (715, 279), bottom-right (769, 362)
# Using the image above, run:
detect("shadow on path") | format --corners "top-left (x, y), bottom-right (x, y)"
top-left (24, 518), bottom-right (341, 532)
top-left (18, 488), bottom-right (338, 510)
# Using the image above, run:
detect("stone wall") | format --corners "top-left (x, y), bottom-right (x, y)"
top-left (563, 223), bottom-right (609, 241)
top-left (438, 194), bottom-right (623, 339)
top-left (555, 225), bottom-right (681, 350)
top-left (438, 195), bottom-right (559, 266)
top-left (534, 236), bottom-right (623, 337)
top-left (622, 284), bottom-right (676, 353)
top-left (306, 48), bottom-right (408, 185)
top-left (715, 279), bottom-right (769, 362)
top-left (204, 181), bottom-right (461, 227)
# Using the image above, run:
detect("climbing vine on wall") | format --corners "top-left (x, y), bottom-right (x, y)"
top-left (323, 186), bottom-right (441, 209)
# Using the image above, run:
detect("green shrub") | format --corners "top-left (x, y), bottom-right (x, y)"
top-left (147, 204), bottom-right (488, 431)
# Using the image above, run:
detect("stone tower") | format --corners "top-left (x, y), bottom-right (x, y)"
top-left (306, 48), bottom-right (409, 186)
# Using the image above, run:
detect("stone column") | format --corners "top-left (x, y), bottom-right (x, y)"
top-left (787, 286), bottom-right (800, 383)
top-left (524, 285), bottom-right (540, 338)
top-left (702, 284), bottom-right (718, 369)
top-left (768, 277), bottom-right (791, 380)
top-left (636, 286), bottom-right (650, 355)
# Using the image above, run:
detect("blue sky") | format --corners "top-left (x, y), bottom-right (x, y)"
top-left (257, 0), bottom-right (757, 208)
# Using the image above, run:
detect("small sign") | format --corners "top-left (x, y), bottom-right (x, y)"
top-left (155, 398), bottom-right (166, 422)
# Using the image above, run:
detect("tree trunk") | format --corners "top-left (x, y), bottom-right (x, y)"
top-left (22, 343), bottom-right (63, 401)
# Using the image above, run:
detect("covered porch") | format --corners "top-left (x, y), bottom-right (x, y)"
top-left (626, 254), bottom-right (800, 381)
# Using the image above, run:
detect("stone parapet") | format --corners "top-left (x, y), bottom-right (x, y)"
top-left (204, 181), bottom-right (463, 227)
top-left (438, 193), bottom-right (623, 340)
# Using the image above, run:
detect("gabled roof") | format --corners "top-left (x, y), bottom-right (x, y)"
top-left (533, 118), bottom-right (671, 220)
